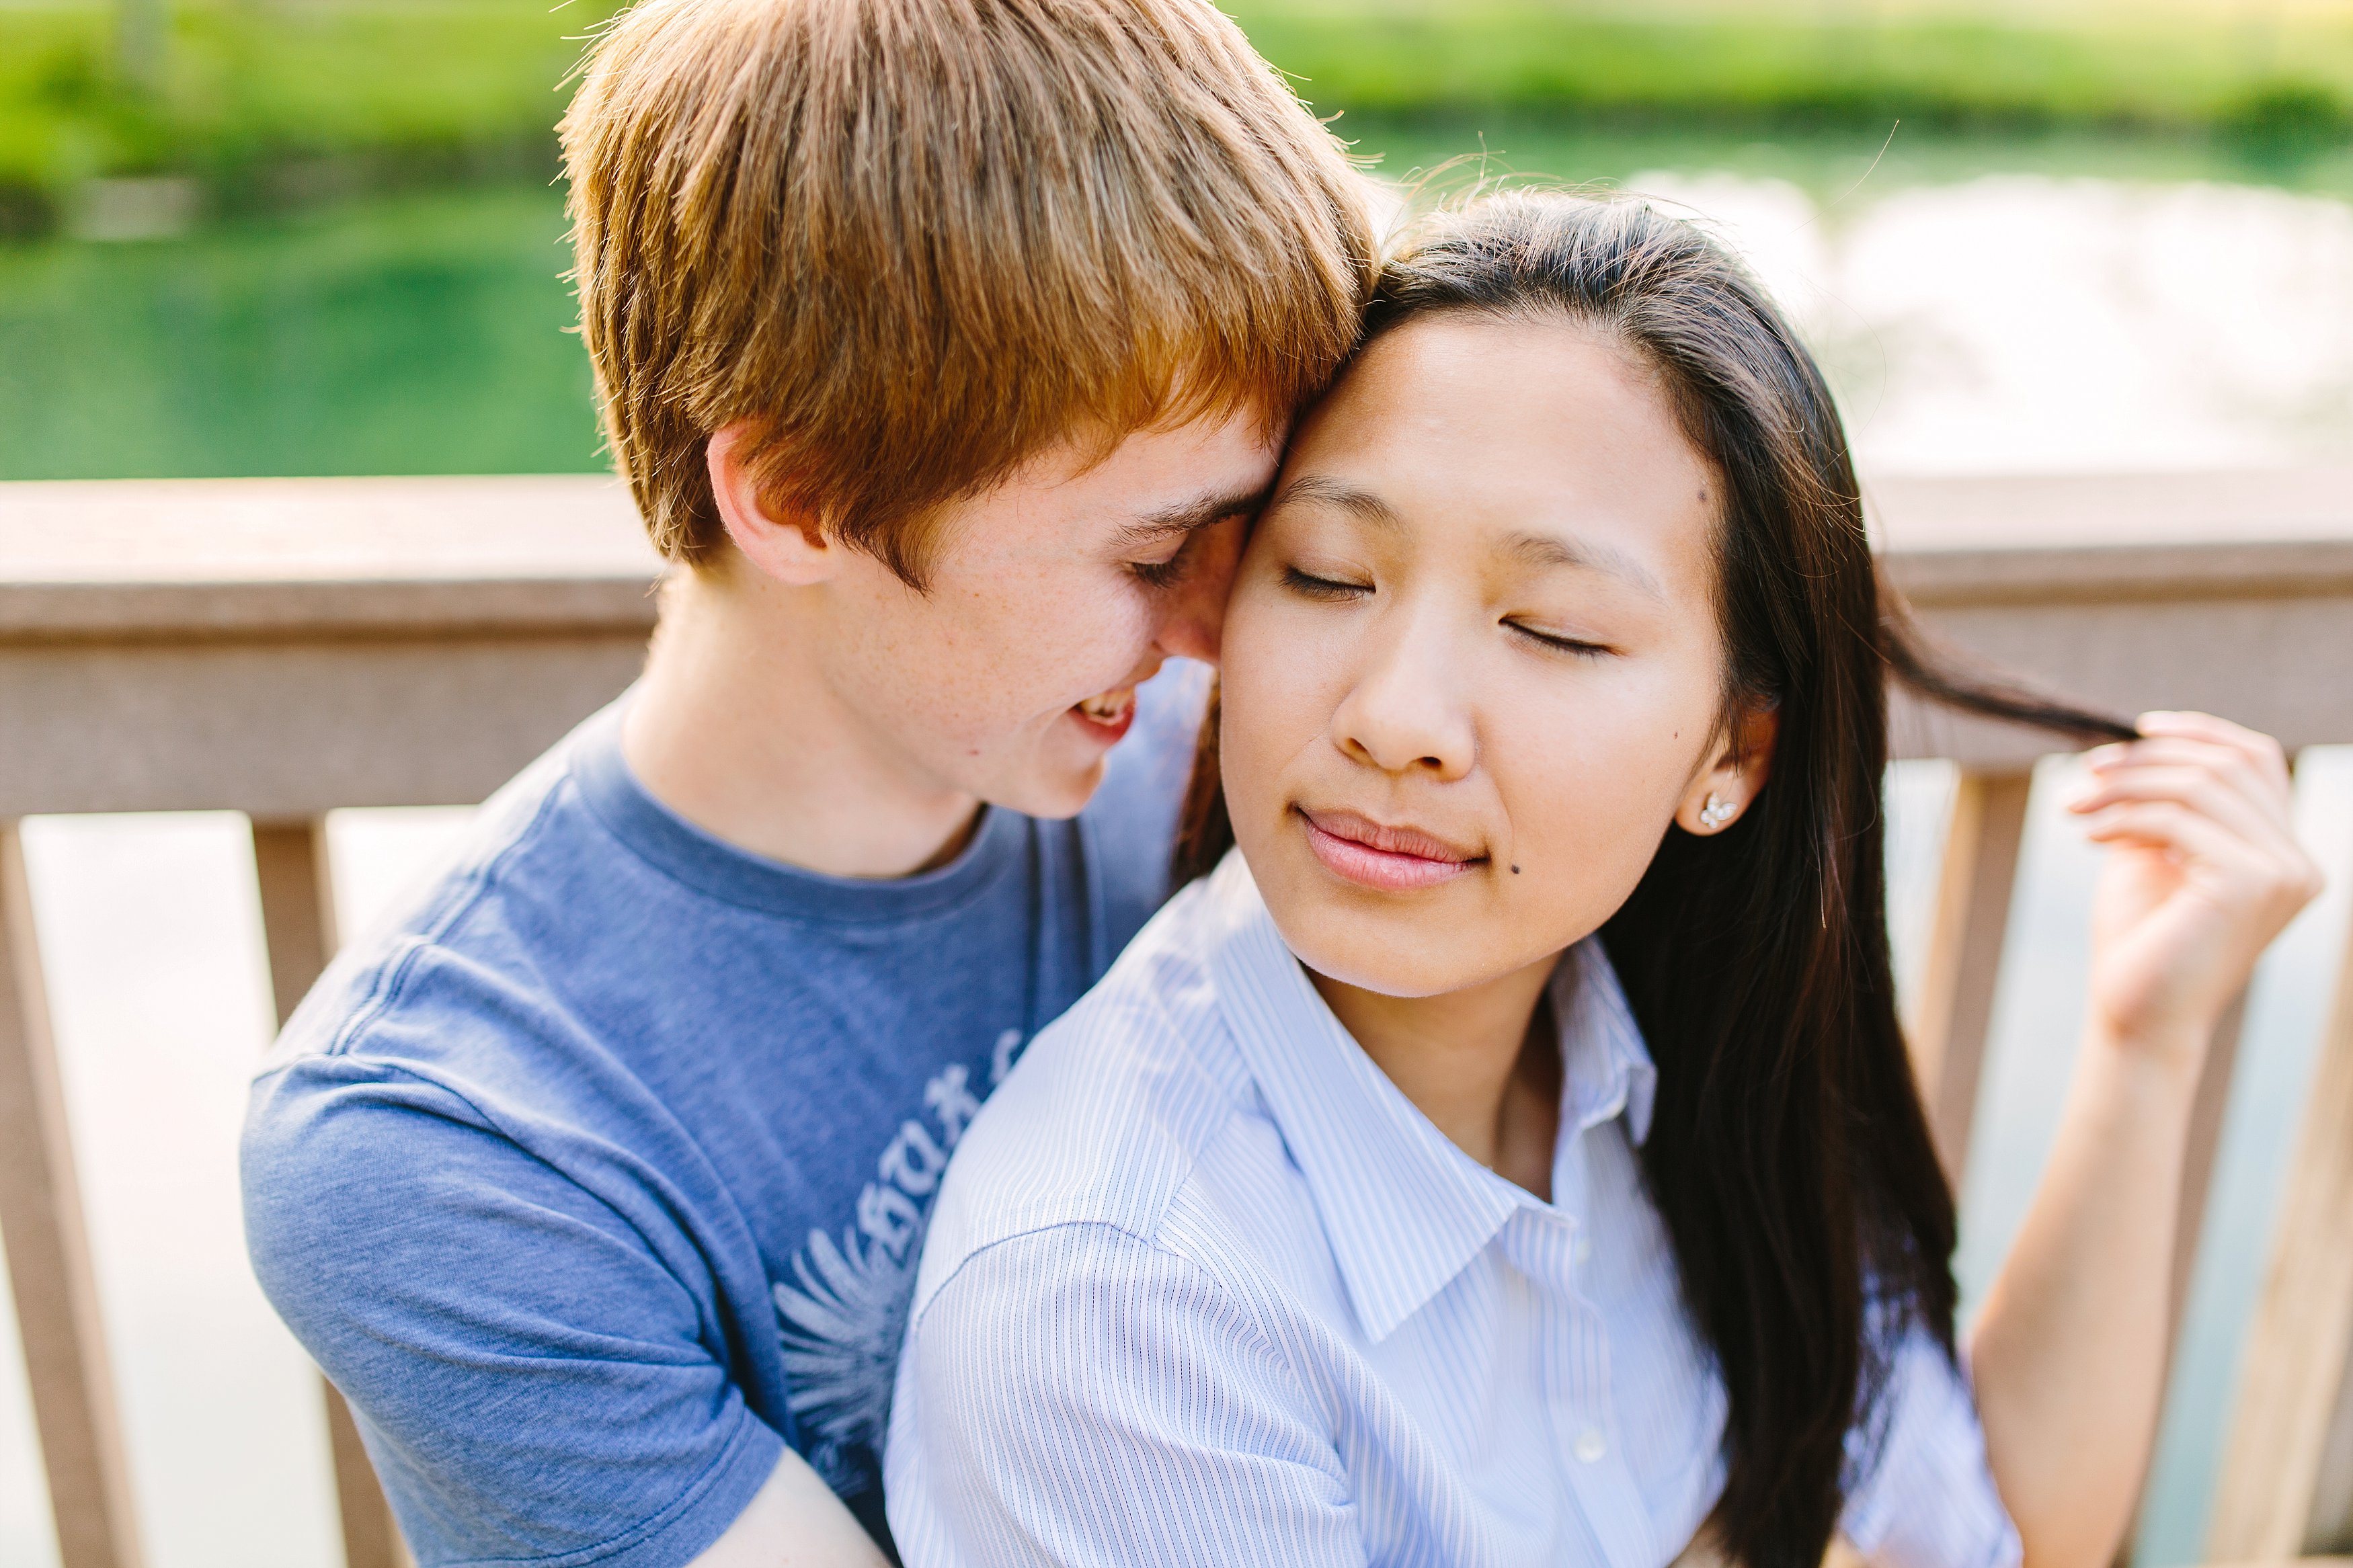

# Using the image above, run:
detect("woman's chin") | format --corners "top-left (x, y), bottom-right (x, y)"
top-left (1259, 887), bottom-right (1488, 999)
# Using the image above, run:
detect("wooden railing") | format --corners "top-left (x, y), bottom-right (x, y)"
top-left (2, 470), bottom-right (2350, 1568)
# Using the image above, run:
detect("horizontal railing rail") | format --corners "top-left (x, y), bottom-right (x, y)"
top-left (2, 470), bottom-right (2350, 1568)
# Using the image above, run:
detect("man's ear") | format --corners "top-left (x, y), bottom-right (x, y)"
top-left (707, 422), bottom-right (838, 587)
top-left (1673, 703), bottom-right (1780, 836)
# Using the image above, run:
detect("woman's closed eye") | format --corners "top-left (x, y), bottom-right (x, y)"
top-left (1504, 620), bottom-right (1615, 659)
top-left (1281, 563), bottom-right (1371, 600)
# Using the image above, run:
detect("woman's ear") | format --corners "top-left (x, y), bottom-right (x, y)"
top-left (1673, 704), bottom-right (1780, 836)
top-left (706, 422), bottom-right (838, 587)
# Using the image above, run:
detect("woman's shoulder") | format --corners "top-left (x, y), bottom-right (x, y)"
top-left (911, 862), bottom-right (1263, 1319)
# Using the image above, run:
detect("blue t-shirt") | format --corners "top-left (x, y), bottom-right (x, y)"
top-left (241, 663), bottom-right (1207, 1568)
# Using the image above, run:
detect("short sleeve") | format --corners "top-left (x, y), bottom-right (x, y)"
top-left (1839, 1324), bottom-right (2022, 1568)
top-left (885, 1223), bottom-right (1365, 1568)
top-left (242, 1059), bottom-right (782, 1568)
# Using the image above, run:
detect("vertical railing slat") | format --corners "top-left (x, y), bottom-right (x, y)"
top-left (252, 820), bottom-right (337, 1030)
top-left (1905, 768), bottom-right (2034, 1186)
top-left (0, 822), bottom-right (145, 1568)
top-left (2208, 889), bottom-right (2353, 1559)
top-left (250, 818), bottom-right (407, 1568)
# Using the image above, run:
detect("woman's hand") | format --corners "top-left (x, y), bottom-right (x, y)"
top-left (2068, 710), bottom-right (2323, 1064)
top-left (1979, 712), bottom-right (2321, 1568)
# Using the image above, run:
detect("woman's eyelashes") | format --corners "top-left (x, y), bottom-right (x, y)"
top-left (1280, 563), bottom-right (1371, 600)
top-left (1505, 620), bottom-right (1615, 659)
top-left (1281, 559), bottom-right (1616, 659)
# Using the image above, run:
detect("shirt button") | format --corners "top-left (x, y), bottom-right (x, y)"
top-left (1574, 1427), bottom-right (1607, 1463)
top-left (1572, 1233), bottom-right (1593, 1264)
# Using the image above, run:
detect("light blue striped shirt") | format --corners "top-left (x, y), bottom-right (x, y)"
top-left (886, 853), bottom-right (2020, 1568)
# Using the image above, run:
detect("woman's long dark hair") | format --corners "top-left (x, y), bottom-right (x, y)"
top-left (1174, 192), bottom-right (2135, 1568)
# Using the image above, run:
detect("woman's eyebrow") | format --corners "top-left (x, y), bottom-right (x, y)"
top-left (1275, 475), bottom-right (1667, 602)
top-left (1271, 472), bottom-right (1402, 528)
top-left (1505, 529), bottom-right (1667, 603)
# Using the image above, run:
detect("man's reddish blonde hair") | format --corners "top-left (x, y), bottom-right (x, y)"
top-left (561, 0), bottom-right (1378, 583)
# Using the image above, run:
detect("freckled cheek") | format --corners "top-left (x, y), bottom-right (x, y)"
top-left (951, 580), bottom-right (1152, 717)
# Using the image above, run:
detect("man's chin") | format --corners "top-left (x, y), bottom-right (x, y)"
top-left (1010, 762), bottom-right (1108, 822)
top-left (981, 749), bottom-right (1110, 823)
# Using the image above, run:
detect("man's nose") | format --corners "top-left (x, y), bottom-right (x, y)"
top-left (1152, 517), bottom-right (1248, 665)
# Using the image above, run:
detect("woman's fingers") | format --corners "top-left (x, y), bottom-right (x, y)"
top-left (2076, 799), bottom-right (2264, 878)
top-left (2071, 731), bottom-right (2323, 920)
top-left (2081, 735), bottom-right (2291, 817)
top-left (2072, 716), bottom-right (2321, 908)
top-left (2134, 710), bottom-right (2292, 790)
top-left (2073, 714), bottom-right (2323, 1050)
top-left (2081, 724), bottom-right (2295, 824)
top-left (2080, 771), bottom-right (2297, 893)
top-left (2069, 764), bottom-right (2298, 863)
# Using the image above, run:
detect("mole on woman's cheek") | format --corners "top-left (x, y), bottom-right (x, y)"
top-left (1511, 864), bottom-right (1521, 874)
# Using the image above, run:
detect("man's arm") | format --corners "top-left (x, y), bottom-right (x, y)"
top-left (244, 1063), bottom-right (795, 1567)
top-left (1968, 714), bottom-right (2321, 1568)
top-left (690, 1452), bottom-right (889, 1568)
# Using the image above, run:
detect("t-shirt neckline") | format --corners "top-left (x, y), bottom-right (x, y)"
top-left (569, 702), bottom-right (1024, 924)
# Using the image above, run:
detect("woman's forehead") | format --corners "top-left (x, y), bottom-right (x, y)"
top-left (1277, 316), bottom-right (1716, 589)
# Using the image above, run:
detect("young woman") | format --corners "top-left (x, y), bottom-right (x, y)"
top-left (882, 194), bottom-right (2321, 1568)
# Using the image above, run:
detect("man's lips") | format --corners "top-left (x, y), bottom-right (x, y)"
top-left (1069, 686), bottom-right (1137, 743)
top-left (1297, 807), bottom-right (1482, 892)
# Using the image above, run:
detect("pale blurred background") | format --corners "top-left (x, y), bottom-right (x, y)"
top-left (3, 2), bottom-right (2352, 1565)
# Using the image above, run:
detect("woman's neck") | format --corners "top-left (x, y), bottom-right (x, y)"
top-left (1309, 956), bottom-right (1566, 1200)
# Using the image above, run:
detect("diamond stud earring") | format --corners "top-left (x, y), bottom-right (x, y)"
top-left (1698, 794), bottom-right (1738, 830)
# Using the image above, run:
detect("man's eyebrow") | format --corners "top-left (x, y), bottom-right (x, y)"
top-left (1505, 530), bottom-right (1667, 602)
top-left (1269, 473), bottom-right (1402, 529)
top-left (1109, 485), bottom-right (1269, 551)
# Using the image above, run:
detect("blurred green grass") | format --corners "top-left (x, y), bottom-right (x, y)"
top-left (1241, 2), bottom-right (2353, 129)
top-left (3, 0), bottom-right (2352, 235)
top-left (0, 0), bottom-right (627, 232)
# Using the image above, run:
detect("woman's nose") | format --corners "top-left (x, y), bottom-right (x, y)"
top-left (1329, 617), bottom-right (1476, 781)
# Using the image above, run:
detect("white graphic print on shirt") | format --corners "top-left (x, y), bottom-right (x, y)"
top-left (772, 1028), bottom-right (1027, 1497)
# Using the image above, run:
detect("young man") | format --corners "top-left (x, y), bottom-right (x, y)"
top-left (239, 1), bottom-right (1375, 1563)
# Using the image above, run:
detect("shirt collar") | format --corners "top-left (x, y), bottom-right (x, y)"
top-left (1201, 854), bottom-right (1657, 1344)
top-left (1551, 936), bottom-right (1657, 1149)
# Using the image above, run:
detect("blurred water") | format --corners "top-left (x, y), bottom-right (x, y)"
top-left (1626, 169), bottom-right (2353, 474)
top-left (5, 132), bottom-right (2353, 479)
top-left (0, 185), bottom-right (597, 481)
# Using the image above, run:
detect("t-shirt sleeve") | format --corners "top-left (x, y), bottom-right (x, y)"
top-left (242, 1056), bottom-right (783, 1568)
top-left (885, 1223), bottom-right (1365, 1568)
top-left (1838, 1322), bottom-right (2022, 1568)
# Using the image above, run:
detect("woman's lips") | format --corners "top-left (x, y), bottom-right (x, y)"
top-left (1298, 807), bottom-right (1482, 891)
